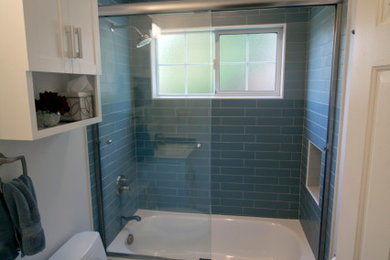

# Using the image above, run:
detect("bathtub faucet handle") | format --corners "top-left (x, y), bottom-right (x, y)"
top-left (116, 175), bottom-right (130, 195)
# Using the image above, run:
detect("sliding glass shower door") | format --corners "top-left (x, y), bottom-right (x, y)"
top-left (92, 11), bottom-right (213, 260)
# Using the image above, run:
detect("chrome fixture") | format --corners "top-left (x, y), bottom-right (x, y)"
top-left (108, 22), bottom-right (152, 48)
top-left (0, 153), bottom-right (28, 175)
top-left (0, 153), bottom-right (28, 193)
top-left (105, 139), bottom-right (113, 145)
top-left (125, 233), bottom-right (135, 246)
top-left (121, 215), bottom-right (142, 222)
top-left (136, 35), bottom-right (152, 48)
top-left (116, 175), bottom-right (130, 195)
top-left (120, 215), bottom-right (142, 226)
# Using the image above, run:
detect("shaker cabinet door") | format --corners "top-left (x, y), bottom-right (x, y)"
top-left (23, 0), bottom-right (72, 73)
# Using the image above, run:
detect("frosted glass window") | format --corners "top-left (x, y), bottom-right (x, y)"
top-left (188, 65), bottom-right (213, 94)
top-left (152, 25), bottom-right (285, 98)
top-left (220, 64), bottom-right (246, 91)
top-left (248, 63), bottom-right (276, 91)
top-left (249, 33), bottom-right (277, 62)
top-left (159, 66), bottom-right (185, 94)
top-left (156, 31), bottom-right (214, 96)
top-left (220, 35), bottom-right (246, 62)
top-left (187, 33), bottom-right (213, 63)
top-left (218, 31), bottom-right (282, 95)
top-left (158, 34), bottom-right (185, 64)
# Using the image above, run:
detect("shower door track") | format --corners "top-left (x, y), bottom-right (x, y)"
top-left (107, 252), bottom-right (183, 260)
top-left (98, 0), bottom-right (342, 16)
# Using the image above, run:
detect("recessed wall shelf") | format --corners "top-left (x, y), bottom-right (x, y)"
top-left (306, 141), bottom-right (323, 205)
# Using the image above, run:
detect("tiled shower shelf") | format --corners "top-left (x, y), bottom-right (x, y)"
top-left (306, 141), bottom-right (323, 205)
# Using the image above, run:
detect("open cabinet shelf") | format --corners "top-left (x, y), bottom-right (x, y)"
top-left (36, 117), bottom-right (101, 139)
top-left (0, 71), bottom-right (102, 141)
top-left (28, 72), bottom-right (102, 140)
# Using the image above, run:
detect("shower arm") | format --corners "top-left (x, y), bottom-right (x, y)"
top-left (132, 26), bottom-right (146, 38)
top-left (109, 23), bottom-right (147, 38)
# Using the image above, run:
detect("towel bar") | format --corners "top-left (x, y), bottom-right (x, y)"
top-left (0, 153), bottom-right (28, 193)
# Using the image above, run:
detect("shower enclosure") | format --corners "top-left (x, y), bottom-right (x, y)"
top-left (88, 1), bottom-right (345, 260)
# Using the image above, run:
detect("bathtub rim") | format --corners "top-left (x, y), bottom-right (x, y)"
top-left (209, 212), bottom-right (314, 260)
top-left (108, 209), bottom-right (315, 260)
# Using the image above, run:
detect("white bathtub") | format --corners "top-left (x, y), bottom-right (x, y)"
top-left (107, 210), bottom-right (315, 260)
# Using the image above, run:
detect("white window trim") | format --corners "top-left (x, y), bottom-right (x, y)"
top-left (151, 24), bottom-right (286, 99)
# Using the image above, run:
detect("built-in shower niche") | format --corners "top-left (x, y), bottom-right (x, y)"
top-left (153, 136), bottom-right (196, 159)
top-left (306, 141), bottom-right (323, 205)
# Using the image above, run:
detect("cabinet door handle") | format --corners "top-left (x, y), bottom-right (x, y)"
top-left (70, 26), bottom-right (76, 58)
top-left (75, 27), bottom-right (83, 59)
top-left (65, 25), bottom-right (76, 58)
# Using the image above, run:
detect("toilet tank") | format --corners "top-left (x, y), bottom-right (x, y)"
top-left (49, 232), bottom-right (107, 260)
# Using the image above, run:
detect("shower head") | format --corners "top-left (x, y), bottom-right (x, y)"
top-left (137, 35), bottom-right (152, 48)
top-left (108, 22), bottom-right (152, 48)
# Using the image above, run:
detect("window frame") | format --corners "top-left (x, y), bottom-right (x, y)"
top-left (151, 24), bottom-right (286, 99)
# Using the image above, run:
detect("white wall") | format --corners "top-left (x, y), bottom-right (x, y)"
top-left (0, 128), bottom-right (92, 260)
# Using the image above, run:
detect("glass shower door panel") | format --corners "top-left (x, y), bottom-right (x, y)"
top-left (95, 12), bottom-right (213, 260)
top-left (94, 15), bottom-right (139, 249)
top-left (133, 12), bottom-right (212, 260)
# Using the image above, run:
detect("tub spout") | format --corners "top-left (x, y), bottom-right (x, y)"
top-left (121, 215), bottom-right (142, 225)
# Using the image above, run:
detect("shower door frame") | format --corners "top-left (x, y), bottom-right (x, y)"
top-left (94, 1), bottom-right (345, 260)
top-left (98, 0), bottom-right (342, 16)
top-left (317, 3), bottom-right (344, 260)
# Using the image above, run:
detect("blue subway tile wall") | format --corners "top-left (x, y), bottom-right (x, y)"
top-left (134, 95), bottom-right (213, 212)
top-left (211, 100), bottom-right (305, 218)
top-left (87, 9), bottom-right (138, 245)
top-left (299, 6), bottom-right (335, 256)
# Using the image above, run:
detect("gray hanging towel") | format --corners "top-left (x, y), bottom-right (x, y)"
top-left (0, 189), bottom-right (19, 260)
top-left (2, 175), bottom-right (45, 256)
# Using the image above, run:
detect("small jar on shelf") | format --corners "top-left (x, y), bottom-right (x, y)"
top-left (35, 92), bottom-right (70, 129)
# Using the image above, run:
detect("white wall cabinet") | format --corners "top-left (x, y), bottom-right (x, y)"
top-left (0, 0), bottom-right (102, 141)
top-left (23, 0), bottom-right (101, 75)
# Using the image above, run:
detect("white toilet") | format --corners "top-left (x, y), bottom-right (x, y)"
top-left (49, 231), bottom-right (107, 260)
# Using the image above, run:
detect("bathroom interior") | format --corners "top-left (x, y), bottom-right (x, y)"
top-left (0, 0), bottom-right (353, 259)
top-left (88, 1), bottom-right (346, 260)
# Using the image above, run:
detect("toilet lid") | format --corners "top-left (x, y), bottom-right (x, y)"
top-left (49, 232), bottom-right (106, 260)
